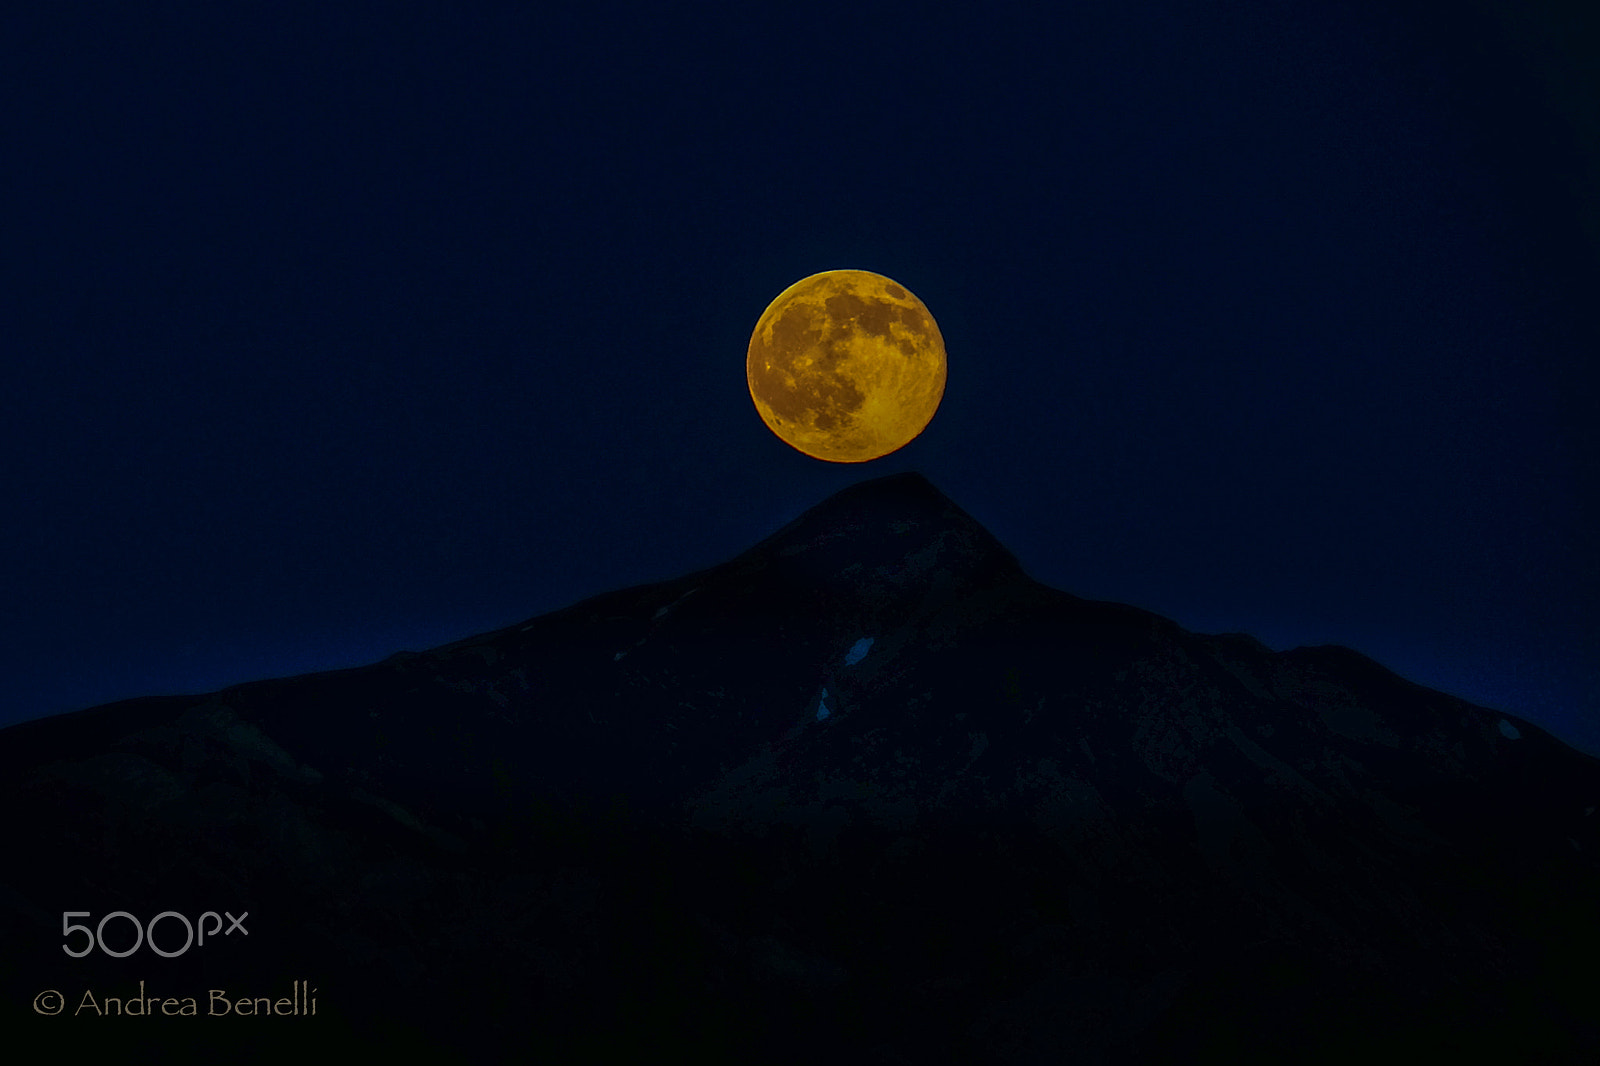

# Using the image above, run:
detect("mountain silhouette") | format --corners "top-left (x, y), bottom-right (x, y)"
top-left (3, 471), bottom-right (1597, 1063)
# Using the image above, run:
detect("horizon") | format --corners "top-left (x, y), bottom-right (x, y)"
top-left (10, 467), bottom-right (1597, 760)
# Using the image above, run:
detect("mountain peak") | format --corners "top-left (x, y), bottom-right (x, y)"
top-left (735, 470), bottom-right (1026, 596)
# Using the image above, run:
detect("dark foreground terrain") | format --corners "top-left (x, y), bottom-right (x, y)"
top-left (4, 473), bottom-right (1597, 1063)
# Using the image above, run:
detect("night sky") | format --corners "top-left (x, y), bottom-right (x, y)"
top-left (5, 1), bottom-right (1596, 756)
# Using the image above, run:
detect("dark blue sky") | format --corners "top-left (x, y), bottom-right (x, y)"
top-left (4, 1), bottom-right (1596, 754)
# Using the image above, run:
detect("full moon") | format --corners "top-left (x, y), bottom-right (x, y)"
top-left (747, 269), bottom-right (947, 463)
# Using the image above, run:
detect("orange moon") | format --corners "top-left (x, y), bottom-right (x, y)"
top-left (746, 269), bottom-right (947, 463)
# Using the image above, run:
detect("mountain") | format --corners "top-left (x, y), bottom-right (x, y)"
top-left (3, 472), bottom-right (1597, 1064)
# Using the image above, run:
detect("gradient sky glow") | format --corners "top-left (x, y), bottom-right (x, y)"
top-left (3, 0), bottom-right (1596, 754)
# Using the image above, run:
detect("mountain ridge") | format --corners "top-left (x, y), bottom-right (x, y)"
top-left (2, 471), bottom-right (1597, 1063)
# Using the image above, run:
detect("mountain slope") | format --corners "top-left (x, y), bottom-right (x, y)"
top-left (3, 472), bottom-right (1597, 1063)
